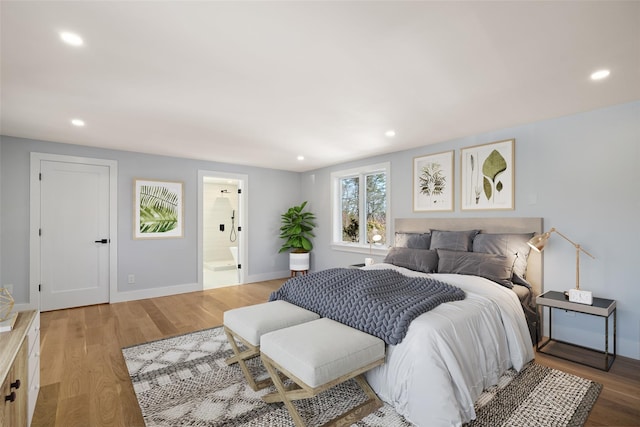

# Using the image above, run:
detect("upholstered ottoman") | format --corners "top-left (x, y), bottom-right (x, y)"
top-left (223, 300), bottom-right (319, 390)
top-left (260, 318), bottom-right (385, 427)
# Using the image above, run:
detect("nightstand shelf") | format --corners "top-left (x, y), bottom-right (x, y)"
top-left (536, 291), bottom-right (616, 371)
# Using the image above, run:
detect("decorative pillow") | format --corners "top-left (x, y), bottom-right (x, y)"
top-left (472, 233), bottom-right (534, 280)
top-left (512, 273), bottom-right (532, 289)
top-left (430, 230), bottom-right (480, 252)
top-left (436, 249), bottom-right (515, 288)
top-left (384, 247), bottom-right (439, 273)
top-left (394, 232), bottom-right (431, 249)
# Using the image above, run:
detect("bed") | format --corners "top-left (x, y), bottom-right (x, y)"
top-left (389, 217), bottom-right (542, 341)
top-left (272, 217), bottom-right (543, 427)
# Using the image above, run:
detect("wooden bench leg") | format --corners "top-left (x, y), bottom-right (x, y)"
top-left (321, 375), bottom-right (383, 427)
top-left (262, 355), bottom-right (307, 427)
top-left (261, 354), bottom-right (384, 427)
top-left (223, 326), bottom-right (271, 391)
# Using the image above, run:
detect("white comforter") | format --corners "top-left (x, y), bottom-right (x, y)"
top-left (362, 263), bottom-right (534, 427)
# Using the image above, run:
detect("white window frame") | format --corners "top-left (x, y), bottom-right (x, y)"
top-left (331, 162), bottom-right (390, 254)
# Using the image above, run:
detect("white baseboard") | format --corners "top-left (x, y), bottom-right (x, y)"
top-left (113, 272), bottom-right (290, 303)
top-left (245, 270), bottom-right (292, 284)
top-left (111, 282), bottom-right (201, 303)
top-left (13, 273), bottom-right (291, 311)
top-left (13, 302), bottom-right (37, 312)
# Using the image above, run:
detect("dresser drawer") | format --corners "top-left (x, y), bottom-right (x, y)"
top-left (28, 342), bottom-right (40, 387)
top-left (27, 311), bottom-right (41, 427)
top-left (28, 356), bottom-right (40, 426)
top-left (27, 312), bottom-right (40, 357)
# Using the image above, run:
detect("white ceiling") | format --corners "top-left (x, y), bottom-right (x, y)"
top-left (2, 1), bottom-right (639, 172)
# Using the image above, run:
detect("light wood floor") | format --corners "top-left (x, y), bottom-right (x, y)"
top-left (31, 279), bottom-right (639, 427)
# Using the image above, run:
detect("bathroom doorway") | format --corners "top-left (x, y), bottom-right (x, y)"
top-left (198, 171), bottom-right (247, 289)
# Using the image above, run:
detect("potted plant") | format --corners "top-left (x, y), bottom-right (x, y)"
top-left (279, 201), bottom-right (316, 273)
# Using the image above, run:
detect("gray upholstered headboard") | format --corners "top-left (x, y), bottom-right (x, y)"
top-left (394, 217), bottom-right (543, 296)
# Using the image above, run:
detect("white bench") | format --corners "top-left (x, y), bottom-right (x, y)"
top-left (260, 318), bottom-right (385, 427)
top-left (223, 300), bottom-right (320, 391)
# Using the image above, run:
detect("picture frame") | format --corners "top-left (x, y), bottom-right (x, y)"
top-left (413, 150), bottom-right (454, 212)
top-left (134, 179), bottom-right (184, 239)
top-left (461, 139), bottom-right (514, 211)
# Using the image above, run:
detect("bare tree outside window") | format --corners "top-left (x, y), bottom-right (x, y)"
top-left (366, 173), bottom-right (386, 245)
top-left (341, 177), bottom-right (359, 242)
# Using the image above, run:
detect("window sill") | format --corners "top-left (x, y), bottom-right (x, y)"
top-left (331, 243), bottom-right (389, 256)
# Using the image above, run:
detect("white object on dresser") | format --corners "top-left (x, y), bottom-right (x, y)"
top-left (0, 312), bottom-right (18, 333)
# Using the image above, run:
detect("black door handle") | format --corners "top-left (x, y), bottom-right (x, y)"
top-left (94, 239), bottom-right (109, 244)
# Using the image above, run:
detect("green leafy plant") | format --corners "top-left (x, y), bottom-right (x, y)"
top-left (279, 201), bottom-right (316, 253)
top-left (139, 185), bottom-right (179, 233)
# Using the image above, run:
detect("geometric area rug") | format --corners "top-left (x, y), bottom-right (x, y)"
top-left (122, 326), bottom-right (602, 427)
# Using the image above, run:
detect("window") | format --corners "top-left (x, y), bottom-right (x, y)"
top-left (332, 162), bottom-right (390, 251)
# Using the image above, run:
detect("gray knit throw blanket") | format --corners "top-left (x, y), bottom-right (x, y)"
top-left (270, 268), bottom-right (465, 345)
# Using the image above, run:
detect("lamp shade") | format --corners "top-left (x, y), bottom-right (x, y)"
top-left (527, 232), bottom-right (551, 252)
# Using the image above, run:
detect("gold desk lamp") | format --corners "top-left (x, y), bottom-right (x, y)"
top-left (527, 227), bottom-right (595, 304)
top-left (365, 232), bottom-right (382, 266)
top-left (370, 233), bottom-right (382, 254)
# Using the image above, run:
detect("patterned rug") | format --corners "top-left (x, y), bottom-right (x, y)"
top-left (122, 326), bottom-right (602, 427)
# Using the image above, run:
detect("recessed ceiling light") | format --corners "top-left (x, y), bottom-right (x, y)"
top-left (60, 31), bottom-right (84, 47)
top-left (297, 155), bottom-right (305, 161)
top-left (590, 69), bottom-right (610, 80)
top-left (385, 130), bottom-right (396, 138)
top-left (71, 119), bottom-right (85, 127)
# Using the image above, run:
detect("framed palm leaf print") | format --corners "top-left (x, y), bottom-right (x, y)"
top-left (461, 139), bottom-right (514, 210)
top-left (134, 179), bottom-right (184, 239)
top-left (413, 150), bottom-right (454, 212)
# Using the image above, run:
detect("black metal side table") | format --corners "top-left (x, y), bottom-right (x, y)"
top-left (536, 290), bottom-right (616, 371)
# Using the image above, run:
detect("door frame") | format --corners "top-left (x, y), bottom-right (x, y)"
top-left (29, 152), bottom-right (118, 310)
top-left (198, 170), bottom-right (248, 288)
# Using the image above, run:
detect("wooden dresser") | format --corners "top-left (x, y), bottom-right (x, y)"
top-left (1, 311), bottom-right (40, 427)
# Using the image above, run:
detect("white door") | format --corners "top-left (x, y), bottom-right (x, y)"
top-left (39, 160), bottom-right (110, 311)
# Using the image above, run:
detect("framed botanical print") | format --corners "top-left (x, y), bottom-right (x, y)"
top-left (413, 150), bottom-right (454, 212)
top-left (461, 139), bottom-right (514, 210)
top-left (134, 179), bottom-right (184, 239)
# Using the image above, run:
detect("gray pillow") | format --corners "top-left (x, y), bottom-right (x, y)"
top-left (384, 247), bottom-right (439, 273)
top-left (430, 229), bottom-right (479, 252)
top-left (472, 233), bottom-right (534, 280)
top-left (436, 249), bottom-right (515, 288)
top-left (394, 232), bottom-right (431, 249)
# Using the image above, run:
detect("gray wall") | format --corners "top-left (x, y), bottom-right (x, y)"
top-left (302, 101), bottom-right (640, 360)
top-left (2, 101), bottom-right (638, 359)
top-left (0, 136), bottom-right (301, 303)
